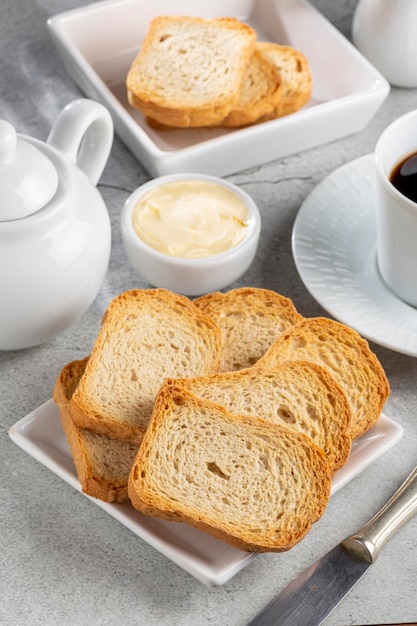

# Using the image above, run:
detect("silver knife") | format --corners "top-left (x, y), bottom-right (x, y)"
top-left (248, 462), bottom-right (417, 626)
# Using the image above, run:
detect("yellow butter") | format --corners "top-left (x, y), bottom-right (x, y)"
top-left (132, 180), bottom-right (249, 259)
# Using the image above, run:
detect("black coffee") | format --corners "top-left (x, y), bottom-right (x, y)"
top-left (390, 150), bottom-right (417, 203)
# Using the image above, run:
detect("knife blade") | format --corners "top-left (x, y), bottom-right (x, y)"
top-left (248, 462), bottom-right (417, 626)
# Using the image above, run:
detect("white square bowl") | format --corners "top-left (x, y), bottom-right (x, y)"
top-left (47, 0), bottom-right (390, 177)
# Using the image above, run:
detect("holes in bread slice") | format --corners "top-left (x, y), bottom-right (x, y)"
top-left (258, 454), bottom-right (270, 471)
top-left (277, 405), bottom-right (297, 425)
top-left (207, 461), bottom-right (230, 480)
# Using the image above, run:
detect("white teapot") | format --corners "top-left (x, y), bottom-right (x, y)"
top-left (0, 99), bottom-right (113, 350)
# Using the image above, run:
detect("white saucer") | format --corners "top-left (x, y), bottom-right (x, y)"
top-left (292, 153), bottom-right (417, 356)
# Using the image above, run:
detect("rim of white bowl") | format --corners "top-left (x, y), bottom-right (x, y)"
top-left (121, 173), bottom-right (261, 266)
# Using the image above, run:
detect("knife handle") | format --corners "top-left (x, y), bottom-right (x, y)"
top-left (342, 463), bottom-right (417, 563)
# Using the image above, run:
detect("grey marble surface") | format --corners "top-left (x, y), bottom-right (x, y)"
top-left (1, 1), bottom-right (417, 625)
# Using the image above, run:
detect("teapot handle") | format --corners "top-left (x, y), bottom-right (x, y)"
top-left (46, 99), bottom-right (113, 186)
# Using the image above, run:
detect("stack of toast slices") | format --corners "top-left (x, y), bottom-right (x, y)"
top-left (54, 287), bottom-right (390, 553)
top-left (126, 16), bottom-right (312, 129)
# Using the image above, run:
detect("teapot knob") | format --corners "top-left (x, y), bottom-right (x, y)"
top-left (0, 120), bottom-right (17, 164)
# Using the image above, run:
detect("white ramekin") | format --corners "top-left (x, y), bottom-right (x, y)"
top-left (121, 173), bottom-right (261, 296)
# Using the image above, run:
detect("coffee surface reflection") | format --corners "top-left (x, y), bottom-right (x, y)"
top-left (390, 151), bottom-right (417, 203)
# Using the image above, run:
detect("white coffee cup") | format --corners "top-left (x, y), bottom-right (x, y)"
top-left (375, 109), bottom-right (417, 307)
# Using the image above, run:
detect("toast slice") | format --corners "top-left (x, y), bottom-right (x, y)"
top-left (255, 317), bottom-right (390, 439)
top-left (53, 358), bottom-right (139, 503)
top-left (164, 360), bottom-right (352, 473)
top-left (256, 42), bottom-right (312, 119)
top-left (146, 46), bottom-right (282, 130)
top-left (220, 47), bottom-right (282, 127)
top-left (193, 287), bottom-right (303, 371)
top-left (69, 289), bottom-right (222, 443)
top-left (127, 16), bottom-right (256, 128)
top-left (128, 385), bottom-right (331, 552)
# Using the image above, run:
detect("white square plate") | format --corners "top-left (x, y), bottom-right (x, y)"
top-left (9, 400), bottom-right (403, 586)
top-left (47, 0), bottom-right (390, 177)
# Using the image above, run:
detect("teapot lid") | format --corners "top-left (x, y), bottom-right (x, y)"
top-left (0, 119), bottom-right (59, 221)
